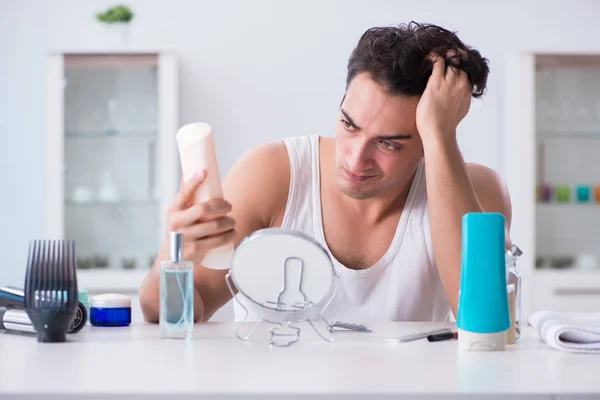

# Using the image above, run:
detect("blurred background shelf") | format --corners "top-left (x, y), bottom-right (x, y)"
top-left (506, 52), bottom-right (600, 317)
top-left (536, 203), bottom-right (600, 207)
top-left (78, 269), bottom-right (149, 294)
top-left (537, 131), bottom-right (600, 139)
top-left (532, 270), bottom-right (600, 312)
top-left (45, 53), bottom-right (178, 310)
top-left (65, 200), bottom-right (159, 206)
top-left (66, 130), bottom-right (157, 139)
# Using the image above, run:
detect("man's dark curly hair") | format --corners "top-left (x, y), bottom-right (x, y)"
top-left (346, 21), bottom-right (489, 98)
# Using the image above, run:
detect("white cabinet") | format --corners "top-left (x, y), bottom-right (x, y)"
top-left (45, 53), bottom-right (179, 295)
top-left (506, 53), bottom-right (600, 317)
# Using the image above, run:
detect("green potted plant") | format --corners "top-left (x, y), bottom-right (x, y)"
top-left (95, 4), bottom-right (134, 46)
top-left (96, 5), bottom-right (134, 24)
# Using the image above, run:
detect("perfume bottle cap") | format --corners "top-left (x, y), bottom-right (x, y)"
top-left (510, 244), bottom-right (523, 258)
top-left (170, 232), bottom-right (183, 263)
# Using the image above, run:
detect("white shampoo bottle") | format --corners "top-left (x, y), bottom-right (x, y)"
top-left (175, 122), bottom-right (233, 270)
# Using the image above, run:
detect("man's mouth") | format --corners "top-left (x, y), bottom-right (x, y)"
top-left (343, 168), bottom-right (376, 182)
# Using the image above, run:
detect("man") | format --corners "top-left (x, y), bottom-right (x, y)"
top-left (140, 22), bottom-right (512, 323)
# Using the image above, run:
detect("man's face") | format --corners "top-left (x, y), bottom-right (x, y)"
top-left (334, 72), bottom-right (424, 200)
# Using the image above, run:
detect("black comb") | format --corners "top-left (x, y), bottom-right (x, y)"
top-left (24, 239), bottom-right (78, 343)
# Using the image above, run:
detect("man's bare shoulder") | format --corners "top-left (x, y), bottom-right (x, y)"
top-left (237, 141), bottom-right (290, 183)
top-left (223, 141), bottom-right (290, 227)
top-left (465, 162), bottom-right (512, 222)
top-left (465, 163), bottom-right (507, 197)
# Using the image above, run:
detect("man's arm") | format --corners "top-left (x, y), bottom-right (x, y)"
top-left (416, 54), bottom-right (512, 316)
top-left (139, 142), bottom-right (290, 322)
top-left (197, 141), bottom-right (290, 321)
top-left (423, 144), bottom-right (512, 315)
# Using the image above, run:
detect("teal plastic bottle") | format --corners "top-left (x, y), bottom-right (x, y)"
top-left (457, 212), bottom-right (510, 351)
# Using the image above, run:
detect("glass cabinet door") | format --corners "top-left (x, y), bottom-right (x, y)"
top-left (535, 55), bottom-right (600, 272)
top-left (63, 54), bottom-right (161, 272)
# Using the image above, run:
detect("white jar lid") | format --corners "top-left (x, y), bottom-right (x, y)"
top-left (90, 293), bottom-right (131, 308)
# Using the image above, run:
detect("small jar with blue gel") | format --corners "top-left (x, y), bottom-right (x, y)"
top-left (90, 293), bottom-right (131, 327)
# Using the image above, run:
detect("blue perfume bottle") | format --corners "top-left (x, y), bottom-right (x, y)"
top-left (457, 213), bottom-right (510, 351)
top-left (160, 232), bottom-right (194, 339)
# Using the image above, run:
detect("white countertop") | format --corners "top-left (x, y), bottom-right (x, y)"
top-left (1, 321), bottom-right (599, 397)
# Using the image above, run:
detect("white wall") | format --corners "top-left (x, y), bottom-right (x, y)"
top-left (1, 0), bottom-right (600, 291)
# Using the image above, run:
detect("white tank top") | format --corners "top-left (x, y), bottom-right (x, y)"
top-left (234, 135), bottom-right (450, 322)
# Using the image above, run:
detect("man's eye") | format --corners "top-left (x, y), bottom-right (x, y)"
top-left (380, 140), bottom-right (402, 151)
top-left (341, 119), bottom-right (357, 132)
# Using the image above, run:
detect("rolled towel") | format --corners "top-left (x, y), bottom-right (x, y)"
top-left (528, 310), bottom-right (600, 354)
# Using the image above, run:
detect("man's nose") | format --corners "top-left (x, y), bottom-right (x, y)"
top-left (346, 140), bottom-right (373, 171)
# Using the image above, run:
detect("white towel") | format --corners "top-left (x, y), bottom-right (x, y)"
top-left (528, 310), bottom-right (600, 354)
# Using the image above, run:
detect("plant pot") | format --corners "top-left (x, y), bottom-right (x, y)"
top-left (101, 22), bottom-right (130, 47)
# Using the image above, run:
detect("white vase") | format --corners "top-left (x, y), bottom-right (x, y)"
top-left (101, 23), bottom-right (130, 48)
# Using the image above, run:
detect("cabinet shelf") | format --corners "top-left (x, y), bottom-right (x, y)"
top-left (46, 52), bottom-right (178, 306)
top-left (77, 269), bottom-right (149, 293)
top-left (537, 131), bottom-right (600, 140)
top-left (537, 202), bottom-right (600, 207)
top-left (506, 52), bottom-right (600, 316)
top-left (65, 200), bottom-right (159, 206)
top-left (65, 130), bottom-right (157, 139)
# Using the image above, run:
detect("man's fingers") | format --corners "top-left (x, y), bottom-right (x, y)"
top-left (197, 229), bottom-right (237, 251)
top-left (169, 199), bottom-right (233, 231)
top-left (180, 217), bottom-right (236, 240)
top-left (169, 204), bottom-right (206, 231)
top-left (458, 69), bottom-right (469, 82)
top-left (203, 199), bottom-right (233, 216)
top-left (446, 65), bottom-right (463, 82)
top-left (458, 69), bottom-right (473, 93)
top-left (429, 53), bottom-right (445, 81)
top-left (172, 171), bottom-right (206, 210)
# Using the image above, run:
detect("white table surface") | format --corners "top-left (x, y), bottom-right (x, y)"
top-left (0, 321), bottom-right (599, 398)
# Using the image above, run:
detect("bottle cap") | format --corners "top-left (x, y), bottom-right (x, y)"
top-left (175, 122), bottom-right (212, 146)
top-left (170, 232), bottom-right (183, 263)
top-left (510, 244), bottom-right (523, 258)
